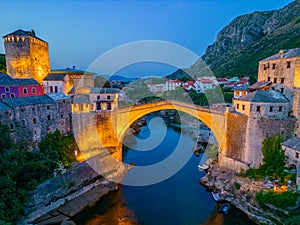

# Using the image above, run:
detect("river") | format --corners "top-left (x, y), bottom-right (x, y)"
top-left (73, 113), bottom-right (256, 225)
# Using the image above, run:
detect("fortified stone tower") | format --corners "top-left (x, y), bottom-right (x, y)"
top-left (2, 29), bottom-right (50, 84)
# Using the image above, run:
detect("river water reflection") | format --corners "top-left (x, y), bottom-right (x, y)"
top-left (73, 114), bottom-right (256, 225)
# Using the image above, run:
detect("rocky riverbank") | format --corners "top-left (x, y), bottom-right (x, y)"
top-left (201, 164), bottom-right (299, 225)
top-left (30, 180), bottom-right (118, 225)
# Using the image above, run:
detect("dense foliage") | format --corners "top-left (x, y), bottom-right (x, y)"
top-left (256, 190), bottom-right (299, 209)
top-left (0, 54), bottom-right (6, 73)
top-left (243, 135), bottom-right (289, 180)
top-left (0, 124), bottom-right (78, 224)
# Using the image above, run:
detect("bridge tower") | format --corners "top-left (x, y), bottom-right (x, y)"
top-left (2, 29), bottom-right (50, 84)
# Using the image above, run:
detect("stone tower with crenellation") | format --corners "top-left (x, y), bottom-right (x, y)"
top-left (2, 29), bottom-right (50, 84)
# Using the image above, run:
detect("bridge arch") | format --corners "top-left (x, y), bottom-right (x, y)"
top-left (116, 100), bottom-right (226, 152)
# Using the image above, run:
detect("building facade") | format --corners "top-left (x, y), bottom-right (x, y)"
top-left (0, 95), bottom-right (71, 146)
top-left (71, 87), bottom-right (119, 113)
top-left (43, 73), bottom-right (73, 95)
top-left (2, 29), bottom-right (50, 84)
top-left (0, 73), bottom-right (43, 99)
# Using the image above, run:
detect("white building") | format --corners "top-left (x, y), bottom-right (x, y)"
top-left (42, 73), bottom-right (72, 95)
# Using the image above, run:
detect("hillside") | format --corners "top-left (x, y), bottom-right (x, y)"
top-left (167, 0), bottom-right (300, 81)
top-left (0, 54), bottom-right (6, 73)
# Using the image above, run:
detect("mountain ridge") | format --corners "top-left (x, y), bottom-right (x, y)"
top-left (167, 0), bottom-right (300, 81)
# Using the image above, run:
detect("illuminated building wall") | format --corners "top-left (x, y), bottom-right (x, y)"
top-left (2, 29), bottom-right (50, 84)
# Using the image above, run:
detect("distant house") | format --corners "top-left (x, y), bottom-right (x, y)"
top-left (182, 81), bottom-right (196, 91)
top-left (0, 73), bottom-right (43, 99)
top-left (196, 79), bottom-right (213, 91)
top-left (165, 79), bottom-right (182, 91)
top-left (148, 83), bottom-right (165, 93)
top-left (43, 73), bottom-right (72, 95)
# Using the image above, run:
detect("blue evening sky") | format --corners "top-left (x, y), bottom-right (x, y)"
top-left (0, 0), bottom-right (294, 77)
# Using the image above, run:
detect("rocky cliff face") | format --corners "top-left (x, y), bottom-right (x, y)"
top-left (168, 0), bottom-right (300, 80)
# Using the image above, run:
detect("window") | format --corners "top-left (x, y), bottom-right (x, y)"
top-left (90, 104), bottom-right (94, 110)
top-left (50, 86), bottom-right (53, 93)
top-left (61, 114), bottom-right (64, 118)
top-left (54, 86), bottom-right (58, 93)
top-left (269, 106), bottom-right (273, 112)
top-left (107, 103), bottom-right (112, 110)
top-left (21, 119), bottom-right (26, 126)
top-left (5, 87), bottom-right (10, 93)
top-left (32, 107), bottom-right (35, 111)
top-left (23, 88), bottom-right (28, 94)
top-left (10, 123), bottom-right (14, 129)
top-left (281, 78), bottom-right (284, 84)
top-left (236, 104), bottom-right (239, 109)
top-left (107, 95), bottom-right (111, 100)
top-left (47, 115), bottom-right (51, 120)
top-left (86, 104), bottom-right (89, 108)
top-left (79, 104), bottom-right (83, 111)
top-left (280, 88), bottom-right (284, 93)
top-left (32, 87), bottom-right (36, 94)
top-left (236, 91), bottom-right (240, 97)
top-left (10, 93), bottom-right (15, 98)
top-left (287, 61), bottom-right (291, 68)
top-left (279, 106), bottom-right (282, 112)
top-left (256, 106), bottom-right (261, 112)
top-left (97, 95), bottom-right (100, 100)
top-left (267, 77), bottom-right (271, 82)
top-left (296, 152), bottom-right (299, 159)
top-left (33, 118), bottom-right (37, 124)
top-left (96, 103), bottom-right (101, 111)
top-left (47, 106), bottom-right (50, 110)
top-left (242, 105), bottom-right (245, 110)
top-left (274, 78), bottom-right (277, 84)
top-left (272, 63), bottom-right (276, 70)
top-left (1, 94), bottom-right (5, 99)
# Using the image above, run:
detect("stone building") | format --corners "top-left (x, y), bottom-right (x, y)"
top-left (2, 29), bottom-right (50, 84)
top-left (232, 83), bottom-right (249, 99)
top-left (71, 87), bottom-right (119, 113)
top-left (42, 73), bottom-right (73, 95)
top-left (51, 67), bottom-right (95, 90)
top-left (0, 94), bottom-right (71, 146)
top-left (220, 90), bottom-right (295, 171)
top-left (0, 73), bottom-right (43, 99)
top-left (257, 48), bottom-right (300, 117)
top-left (233, 90), bottom-right (291, 118)
top-left (282, 137), bottom-right (300, 170)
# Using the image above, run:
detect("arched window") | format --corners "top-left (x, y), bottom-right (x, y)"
top-left (5, 87), bottom-right (10, 93)
top-left (10, 93), bottom-right (15, 98)
top-left (47, 115), bottom-right (51, 120)
top-left (23, 88), bottom-right (28, 94)
top-left (1, 94), bottom-right (6, 99)
top-left (33, 118), bottom-right (37, 124)
top-left (32, 87), bottom-right (36, 94)
top-left (21, 119), bottom-right (26, 126)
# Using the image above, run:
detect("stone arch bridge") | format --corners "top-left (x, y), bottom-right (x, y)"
top-left (72, 100), bottom-right (250, 179)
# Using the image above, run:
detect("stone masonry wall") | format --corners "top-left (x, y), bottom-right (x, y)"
top-left (223, 112), bottom-right (248, 162)
top-left (244, 117), bottom-right (296, 168)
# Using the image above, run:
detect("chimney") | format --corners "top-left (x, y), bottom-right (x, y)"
top-left (279, 50), bottom-right (283, 59)
top-left (72, 65), bottom-right (75, 69)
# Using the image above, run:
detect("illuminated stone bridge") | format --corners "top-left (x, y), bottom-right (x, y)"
top-left (72, 100), bottom-right (251, 179)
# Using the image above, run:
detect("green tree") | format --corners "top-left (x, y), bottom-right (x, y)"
top-left (94, 75), bottom-right (111, 88)
top-left (260, 135), bottom-right (286, 178)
